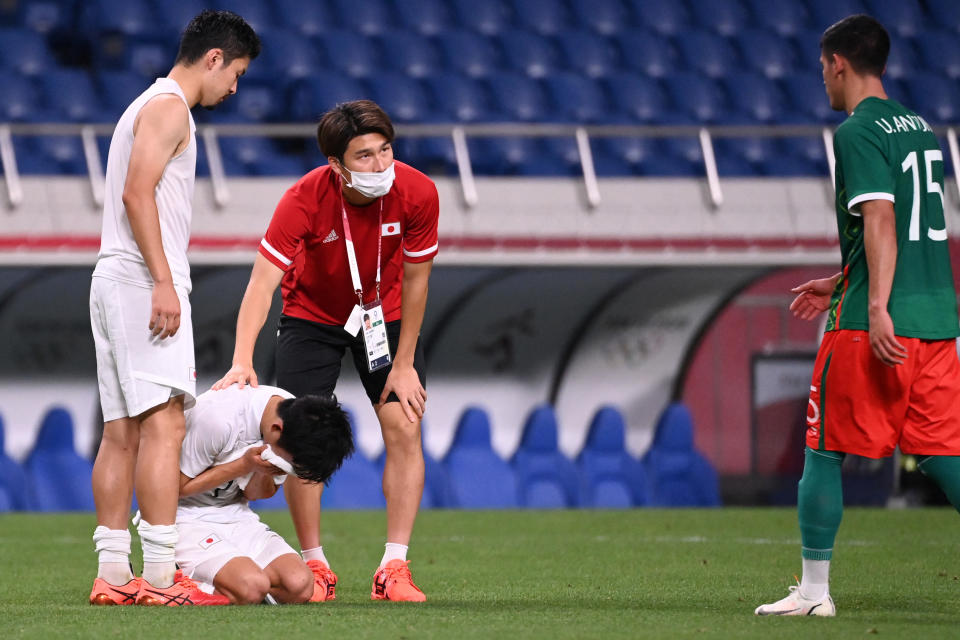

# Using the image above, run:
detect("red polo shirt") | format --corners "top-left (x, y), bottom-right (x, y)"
top-left (258, 161), bottom-right (439, 326)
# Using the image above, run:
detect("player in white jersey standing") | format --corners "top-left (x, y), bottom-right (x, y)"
top-left (174, 386), bottom-right (353, 604)
top-left (88, 11), bottom-right (261, 606)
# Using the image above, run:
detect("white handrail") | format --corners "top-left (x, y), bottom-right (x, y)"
top-left (452, 126), bottom-right (478, 208)
top-left (576, 127), bottom-right (601, 208)
top-left (947, 127), bottom-right (960, 201)
top-left (822, 127), bottom-right (836, 189)
top-left (0, 125), bottom-right (23, 208)
top-left (81, 125), bottom-right (105, 208)
top-left (699, 128), bottom-right (722, 208)
top-left (202, 127), bottom-right (229, 208)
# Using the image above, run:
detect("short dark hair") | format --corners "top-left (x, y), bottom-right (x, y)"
top-left (276, 395), bottom-right (354, 485)
top-left (175, 10), bottom-right (261, 66)
top-left (317, 100), bottom-right (395, 161)
top-left (820, 14), bottom-right (889, 77)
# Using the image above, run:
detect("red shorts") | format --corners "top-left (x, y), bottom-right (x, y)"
top-left (806, 330), bottom-right (960, 458)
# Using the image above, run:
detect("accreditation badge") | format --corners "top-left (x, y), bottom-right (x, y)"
top-left (361, 300), bottom-right (391, 372)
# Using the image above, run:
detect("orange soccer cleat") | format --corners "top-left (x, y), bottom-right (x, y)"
top-left (306, 559), bottom-right (338, 602)
top-left (370, 560), bottom-right (426, 602)
top-left (135, 571), bottom-right (230, 606)
top-left (89, 577), bottom-right (142, 605)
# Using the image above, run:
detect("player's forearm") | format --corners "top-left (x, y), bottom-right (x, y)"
top-left (396, 263), bottom-right (431, 366)
top-left (123, 193), bottom-right (173, 284)
top-left (863, 203), bottom-right (898, 313)
top-left (232, 277), bottom-right (275, 365)
top-left (180, 459), bottom-right (249, 497)
top-left (242, 473), bottom-right (278, 501)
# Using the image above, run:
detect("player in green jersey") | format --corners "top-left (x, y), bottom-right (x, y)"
top-left (756, 15), bottom-right (960, 617)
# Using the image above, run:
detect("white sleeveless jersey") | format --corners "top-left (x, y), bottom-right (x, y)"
top-left (93, 78), bottom-right (196, 293)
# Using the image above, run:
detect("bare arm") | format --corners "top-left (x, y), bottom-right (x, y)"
top-left (862, 199), bottom-right (907, 366)
top-left (179, 445), bottom-right (280, 497)
top-left (213, 254), bottom-right (286, 389)
top-left (378, 259), bottom-right (433, 421)
top-left (789, 272), bottom-right (843, 321)
top-left (242, 472), bottom-right (279, 501)
top-left (123, 94), bottom-right (190, 339)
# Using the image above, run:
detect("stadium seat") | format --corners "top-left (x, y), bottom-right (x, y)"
top-left (486, 72), bottom-right (549, 122)
top-left (214, 0), bottom-right (275, 32)
top-left (745, 0), bottom-right (811, 36)
top-left (321, 452), bottom-right (387, 509)
top-left (498, 29), bottom-right (561, 79)
top-left (736, 29), bottom-right (799, 80)
top-left (724, 74), bottom-right (786, 123)
top-left (807, 0), bottom-right (867, 30)
top-left (452, 0), bottom-right (511, 36)
top-left (443, 407), bottom-right (518, 508)
top-left (715, 137), bottom-right (780, 174)
top-left (0, 28), bottom-right (54, 76)
top-left (24, 408), bottom-right (96, 511)
top-left (642, 403), bottom-right (720, 507)
top-left (884, 36), bottom-right (918, 82)
top-left (514, 0), bottom-right (571, 36)
top-left (664, 73), bottom-right (727, 123)
top-left (569, 0), bottom-right (630, 36)
top-left (219, 137), bottom-right (303, 176)
top-left (926, 0), bottom-right (960, 33)
top-left (605, 73), bottom-right (668, 123)
top-left (427, 73), bottom-right (493, 122)
top-left (437, 29), bottom-right (502, 79)
top-left (545, 73), bottom-right (608, 123)
top-left (615, 29), bottom-right (677, 79)
top-left (0, 415), bottom-right (29, 511)
top-left (367, 73), bottom-right (433, 123)
top-left (662, 136), bottom-right (704, 174)
top-left (333, 0), bottom-right (392, 36)
top-left (20, 0), bottom-right (71, 34)
top-left (288, 73), bottom-right (367, 122)
top-left (224, 81), bottom-right (283, 122)
top-left (155, 0), bottom-right (204, 32)
top-left (83, 0), bottom-right (155, 36)
top-left (863, 0), bottom-right (925, 38)
top-left (0, 71), bottom-right (38, 121)
top-left (675, 29), bottom-right (740, 79)
top-left (97, 70), bottom-right (147, 120)
top-left (915, 29), bottom-right (960, 80)
top-left (627, 0), bottom-right (691, 36)
top-left (690, 0), bottom-right (750, 37)
top-left (781, 74), bottom-right (842, 123)
top-left (598, 137), bottom-right (660, 171)
top-left (783, 135), bottom-right (829, 171)
top-left (394, 0), bottom-right (453, 36)
top-left (557, 29), bottom-right (619, 79)
top-left (906, 73), bottom-right (960, 123)
top-left (577, 407), bottom-right (640, 507)
top-left (126, 39), bottom-right (176, 81)
top-left (315, 30), bottom-right (380, 79)
top-left (511, 406), bottom-right (578, 508)
top-left (41, 69), bottom-right (102, 122)
top-left (31, 135), bottom-right (87, 174)
top-left (257, 29), bottom-right (321, 82)
top-left (378, 30), bottom-right (442, 79)
top-left (275, 0), bottom-right (337, 35)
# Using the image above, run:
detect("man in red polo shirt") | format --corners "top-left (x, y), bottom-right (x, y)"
top-left (214, 100), bottom-right (437, 602)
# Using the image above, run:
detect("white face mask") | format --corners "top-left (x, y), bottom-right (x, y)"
top-left (343, 162), bottom-right (395, 198)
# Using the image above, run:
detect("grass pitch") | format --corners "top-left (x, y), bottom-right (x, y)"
top-left (2, 508), bottom-right (959, 639)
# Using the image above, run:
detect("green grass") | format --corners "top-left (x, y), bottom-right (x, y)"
top-left (2, 509), bottom-right (959, 639)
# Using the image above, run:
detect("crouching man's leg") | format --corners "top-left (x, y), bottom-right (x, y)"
top-left (263, 553), bottom-right (314, 604)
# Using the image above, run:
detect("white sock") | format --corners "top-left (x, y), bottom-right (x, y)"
top-left (302, 546), bottom-right (329, 566)
top-left (138, 519), bottom-right (178, 588)
top-left (380, 542), bottom-right (408, 567)
top-left (799, 558), bottom-right (830, 600)
top-left (93, 526), bottom-right (134, 585)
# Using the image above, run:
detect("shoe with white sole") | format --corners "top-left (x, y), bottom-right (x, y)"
top-left (755, 585), bottom-right (835, 616)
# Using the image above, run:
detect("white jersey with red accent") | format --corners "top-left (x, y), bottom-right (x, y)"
top-left (177, 384), bottom-right (293, 524)
top-left (93, 77), bottom-right (196, 294)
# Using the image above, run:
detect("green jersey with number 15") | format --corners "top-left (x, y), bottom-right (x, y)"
top-left (826, 97), bottom-right (959, 339)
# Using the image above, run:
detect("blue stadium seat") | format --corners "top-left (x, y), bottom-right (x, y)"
top-left (32, 135), bottom-right (87, 174)
top-left (84, 0), bottom-right (155, 36)
top-left (724, 74), bottom-right (786, 123)
top-left (467, 138), bottom-right (545, 174)
top-left (615, 29), bottom-right (676, 79)
top-left (275, 0), bottom-right (337, 35)
top-left (42, 69), bottom-right (102, 122)
top-left (598, 137), bottom-right (661, 172)
top-left (316, 30), bottom-right (380, 79)
top-left (443, 407), bottom-right (518, 508)
top-left (97, 71), bottom-right (146, 119)
top-left (576, 406), bottom-right (640, 507)
top-left (486, 72), bottom-right (549, 121)
top-left (427, 73), bottom-right (493, 122)
top-left (511, 406), bottom-right (578, 508)
top-left (885, 36), bottom-right (918, 82)
top-left (257, 29), bottom-right (320, 82)
top-left (333, 0), bottom-right (392, 36)
top-left (452, 0), bottom-right (511, 36)
top-left (437, 30), bottom-right (502, 79)
top-left (664, 73), bottom-right (727, 123)
top-left (569, 0), bottom-right (630, 36)
top-left (675, 29), bottom-right (740, 79)
top-left (906, 73), bottom-right (960, 123)
top-left (782, 74), bottom-right (842, 123)
top-left (627, 0), bottom-right (691, 36)
top-left (223, 80), bottom-right (282, 122)
top-left (24, 408), bottom-right (96, 511)
top-left (545, 73), bottom-right (608, 123)
top-left (378, 30), bottom-right (441, 79)
top-left (736, 29), bottom-right (799, 80)
top-left (394, 0), bottom-right (454, 36)
top-left (513, 0), bottom-right (571, 36)
top-left (0, 71), bottom-right (38, 121)
top-left (662, 137), bottom-right (704, 174)
top-left (20, 1), bottom-right (72, 34)
top-left (367, 73), bottom-right (432, 122)
top-left (219, 137), bottom-right (303, 176)
top-left (214, 0), bottom-right (275, 32)
top-left (806, 0), bottom-right (867, 30)
top-left (0, 28), bottom-right (54, 76)
top-left (642, 403), bottom-right (720, 507)
top-left (374, 422), bottom-right (452, 508)
top-left (154, 0), bottom-right (202, 33)
top-left (288, 73), bottom-right (367, 122)
top-left (864, 0), bottom-right (925, 38)
top-left (715, 137), bottom-right (780, 174)
top-left (557, 29), bottom-right (619, 79)
top-left (915, 30), bottom-right (960, 80)
top-left (745, 0), bottom-right (810, 36)
top-left (605, 73), bottom-right (668, 123)
top-left (498, 29), bottom-right (561, 79)
top-left (126, 39), bottom-right (175, 80)
top-left (689, 0), bottom-right (750, 37)
top-left (0, 415), bottom-right (29, 511)
top-left (782, 136), bottom-right (829, 173)
top-left (322, 452), bottom-right (386, 509)
top-left (926, 0), bottom-right (960, 33)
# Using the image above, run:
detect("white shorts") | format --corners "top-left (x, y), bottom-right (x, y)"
top-left (90, 276), bottom-right (196, 421)
top-left (176, 517), bottom-right (298, 585)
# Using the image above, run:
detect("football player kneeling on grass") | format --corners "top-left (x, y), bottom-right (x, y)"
top-left (171, 385), bottom-right (353, 605)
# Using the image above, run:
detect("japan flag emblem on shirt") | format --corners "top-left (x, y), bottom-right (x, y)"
top-left (199, 533), bottom-right (221, 549)
top-left (382, 222), bottom-right (400, 236)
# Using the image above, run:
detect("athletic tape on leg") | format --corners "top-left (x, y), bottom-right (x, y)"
top-left (93, 526), bottom-right (131, 563)
top-left (137, 518), bottom-right (178, 563)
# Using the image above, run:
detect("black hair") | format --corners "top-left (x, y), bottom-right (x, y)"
top-left (820, 14), bottom-right (889, 77)
top-left (363, 313), bottom-right (370, 321)
top-left (276, 395), bottom-right (354, 485)
top-left (317, 100), bottom-right (395, 161)
top-left (175, 10), bottom-right (261, 66)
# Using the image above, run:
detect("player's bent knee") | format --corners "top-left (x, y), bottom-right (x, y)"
top-left (286, 567), bottom-right (314, 603)
top-left (234, 573), bottom-right (271, 605)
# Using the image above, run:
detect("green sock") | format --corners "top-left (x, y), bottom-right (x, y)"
top-left (798, 448), bottom-right (845, 561)
top-left (917, 455), bottom-right (960, 514)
